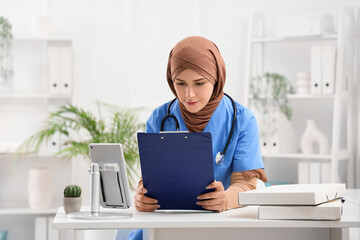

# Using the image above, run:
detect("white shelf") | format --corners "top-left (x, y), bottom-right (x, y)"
top-left (13, 35), bottom-right (72, 41)
top-left (249, 94), bottom-right (335, 100)
top-left (0, 92), bottom-right (72, 100)
top-left (0, 207), bottom-right (58, 216)
top-left (287, 94), bottom-right (335, 99)
top-left (0, 153), bottom-right (65, 159)
top-left (263, 150), bottom-right (349, 161)
top-left (252, 34), bottom-right (338, 43)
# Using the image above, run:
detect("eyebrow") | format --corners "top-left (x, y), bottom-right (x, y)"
top-left (174, 77), bottom-right (206, 82)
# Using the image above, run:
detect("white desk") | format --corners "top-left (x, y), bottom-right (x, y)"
top-left (53, 191), bottom-right (360, 240)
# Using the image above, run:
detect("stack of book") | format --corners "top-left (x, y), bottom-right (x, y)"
top-left (238, 184), bottom-right (346, 220)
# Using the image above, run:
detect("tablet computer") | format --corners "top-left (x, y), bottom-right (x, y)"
top-left (137, 132), bottom-right (214, 210)
top-left (89, 143), bottom-right (131, 209)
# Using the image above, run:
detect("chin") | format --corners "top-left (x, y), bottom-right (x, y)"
top-left (186, 106), bottom-right (202, 113)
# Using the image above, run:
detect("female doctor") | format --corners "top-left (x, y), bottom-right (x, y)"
top-left (134, 36), bottom-right (268, 214)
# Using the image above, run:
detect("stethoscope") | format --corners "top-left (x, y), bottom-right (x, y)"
top-left (160, 93), bottom-right (237, 165)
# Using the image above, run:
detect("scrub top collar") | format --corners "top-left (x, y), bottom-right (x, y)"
top-left (169, 96), bottom-right (228, 134)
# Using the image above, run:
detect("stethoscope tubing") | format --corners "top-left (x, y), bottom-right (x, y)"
top-left (160, 93), bottom-right (237, 163)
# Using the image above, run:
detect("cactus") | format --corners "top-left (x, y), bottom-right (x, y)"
top-left (64, 185), bottom-right (82, 198)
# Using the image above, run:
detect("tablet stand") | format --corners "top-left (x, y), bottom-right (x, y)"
top-left (67, 163), bottom-right (133, 220)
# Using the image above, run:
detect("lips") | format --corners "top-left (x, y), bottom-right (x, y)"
top-left (186, 101), bottom-right (198, 106)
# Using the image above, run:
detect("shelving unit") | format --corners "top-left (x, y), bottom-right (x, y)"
top-left (0, 32), bottom-right (74, 240)
top-left (244, 7), bottom-right (357, 186)
top-left (0, 207), bottom-right (58, 216)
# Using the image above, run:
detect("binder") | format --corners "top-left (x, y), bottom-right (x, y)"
top-left (137, 132), bottom-right (214, 210)
top-left (298, 161), bottom-right (309, 184)
top-left (48, 45), bottom-right (61, 94)
top-left (60, 46), bottom-right (73, 95)
top-left (311, 45), bottom-right (322, 94)
top-left (322, 44), bottom-right (336, 94)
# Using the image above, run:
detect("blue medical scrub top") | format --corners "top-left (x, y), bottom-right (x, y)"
top-left (145, 95), bottom-right (264, 190)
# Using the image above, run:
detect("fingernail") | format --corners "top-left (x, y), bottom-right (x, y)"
top-left (157, 205), bottom-right (160, 208)
top-left (206, 186), bottom-right (210, 189)
top-left (196, 202), bottom-right (200, 205)
top-left (143, 189), bottom-right (147, 193)
top-left (197, 196), bottom-right (200, 200)
top-left (154, 200), bottom-right (158, 203)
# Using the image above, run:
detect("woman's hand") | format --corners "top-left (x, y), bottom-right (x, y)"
top-left (196, 180), bottom-right (226, 212)
top-left (135, 183), bottom-right (160, 212)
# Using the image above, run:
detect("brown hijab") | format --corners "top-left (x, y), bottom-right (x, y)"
top-left (166, 36), bottom-right (226, 132)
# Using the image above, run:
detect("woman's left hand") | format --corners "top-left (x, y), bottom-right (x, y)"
top-left (196, 180), bottom-right (226, 212)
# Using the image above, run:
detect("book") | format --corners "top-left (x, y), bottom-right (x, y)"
top-left (311, 45), bottom-right (322, 94)
top-left (258, 199), bottom-right (342, 220)
top-left (238, 183), bottom-right (346, 205)
top-left (321, 44), bottom-right (336, 95)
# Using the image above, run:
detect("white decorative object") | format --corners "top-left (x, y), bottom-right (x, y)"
top-left (296, 72), bottom-right (310, 94)
top-left (28, 168), bottom-right (54, 209)
top-left (301, 119), bottom-right (329, 154)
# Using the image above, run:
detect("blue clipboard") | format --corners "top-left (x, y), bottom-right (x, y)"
top-left (137, 132), bottom-right (214, 210)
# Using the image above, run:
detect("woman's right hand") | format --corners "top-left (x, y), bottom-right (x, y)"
top-left (135, 183), bottom-right (160, 212)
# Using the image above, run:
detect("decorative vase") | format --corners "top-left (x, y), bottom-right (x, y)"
top-left (301, 119), bottom-right (329, 154)
top-left (296, 72), bottom-right (310, 94)
top-left (28, 168), bottom-right (54, 209)
top-left (63, 197), bottom-right (82, 214)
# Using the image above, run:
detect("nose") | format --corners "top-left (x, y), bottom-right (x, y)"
top-left (186, 86), bottom-right (195, 99)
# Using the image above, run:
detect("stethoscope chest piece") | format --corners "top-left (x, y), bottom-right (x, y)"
top-left (215, 152), bottom-right (225, 165)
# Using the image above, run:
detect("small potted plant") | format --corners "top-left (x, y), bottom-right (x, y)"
top-left (63, 184), bottom-right (82, 214)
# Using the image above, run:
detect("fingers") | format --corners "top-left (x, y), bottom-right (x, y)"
top-left (198, 203), bottom-right (224, 212)
top-left (135, 197), bottom-right (160, 212)
top-left (197, 181), bottom-right (225, 200)
top-left (206, 181), bottom-right (224, 191)
top-left (197, 198), bottom-right (223, 206)
top-left (135, 183), bottom-right (160, 212)
top-left (196, 180), bottom-right (226, 212)
top-left (137, 184), bottom-right (148, 194)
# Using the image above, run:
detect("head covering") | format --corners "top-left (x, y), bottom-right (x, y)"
top-left (166, 36), bottom-right (226, 132)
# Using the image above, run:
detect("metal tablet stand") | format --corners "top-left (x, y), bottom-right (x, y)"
top-left (67, 163), bottom-right (133, 220)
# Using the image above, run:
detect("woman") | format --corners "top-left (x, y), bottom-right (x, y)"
top-left (135, 36), bottom-right (267, 213)
top-left (118, 36), bottom-right (267, 240)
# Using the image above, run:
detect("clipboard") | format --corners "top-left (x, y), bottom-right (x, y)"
top-left (137, 132), bottom-right (214, 210)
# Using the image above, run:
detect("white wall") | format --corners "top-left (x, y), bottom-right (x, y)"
top-left (0, 1), bottom-right (359, 239)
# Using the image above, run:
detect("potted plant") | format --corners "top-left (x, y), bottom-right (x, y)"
top-left (63, 184), bottom-right (82, 214)
top-left (0, 16), bottom-right (14, 92)
top-left (16, 103), bottom-right (144, 190)
top-left (250, 72), bottom-right (294, 141)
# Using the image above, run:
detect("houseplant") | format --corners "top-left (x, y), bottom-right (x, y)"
top-left (250, 72), bottom-right (294, 140)
top-left (63, 184), bottom-right (82, 214)
top-left (16, 103), bottom-right (145, 189)
top-left (0, 16), bottom-right (14, 92)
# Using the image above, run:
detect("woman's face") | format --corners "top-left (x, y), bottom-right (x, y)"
top-left (173, 68), bottom-right (214, 113)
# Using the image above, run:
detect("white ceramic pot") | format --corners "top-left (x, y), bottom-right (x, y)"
top-left (28, 168), bottom-right (54, 209)
top-left (63, 197), bottom-right (82, 214)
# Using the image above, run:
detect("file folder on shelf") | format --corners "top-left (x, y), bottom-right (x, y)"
top-left (322, 44), bottom-right (336, 95)
top-left (311, 45), bottom-right (322, 94)
top-left (137, 132), bottom-right (214, 210)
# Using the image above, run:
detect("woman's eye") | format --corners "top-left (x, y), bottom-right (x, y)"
top-left (176, 82), bottom-right (185, 86)
top-left (196, 82), bottom-right (205, 86)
